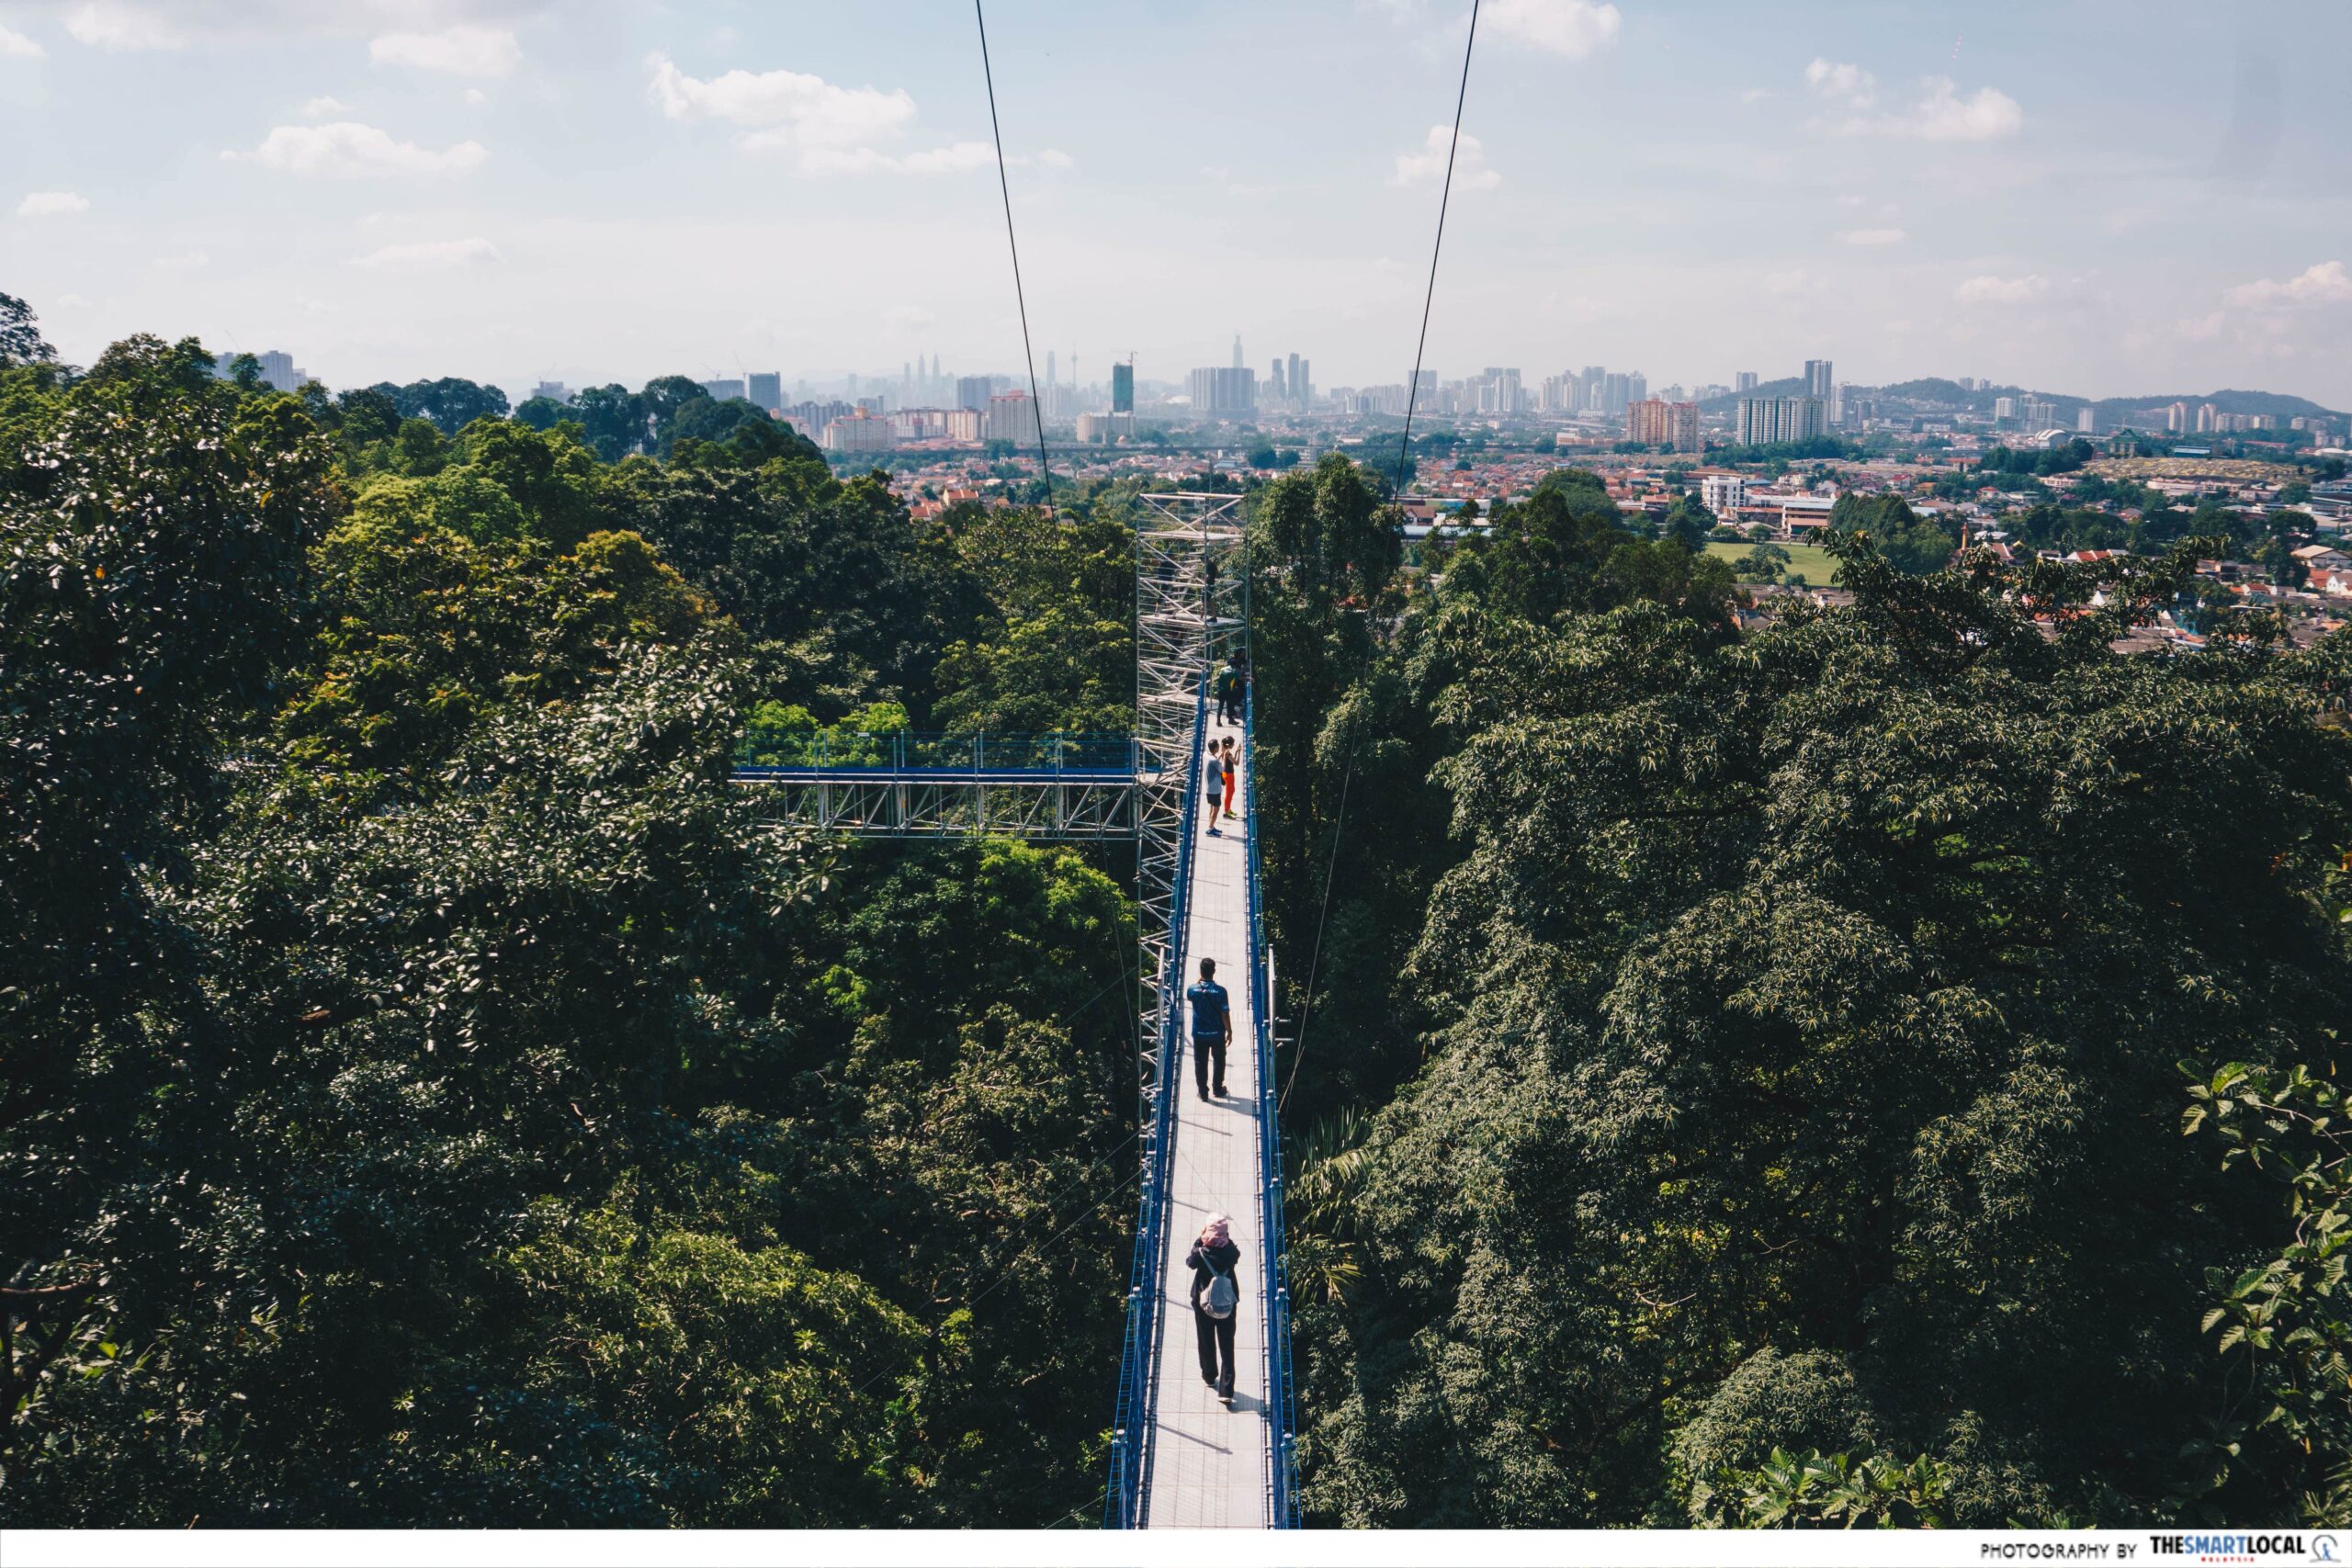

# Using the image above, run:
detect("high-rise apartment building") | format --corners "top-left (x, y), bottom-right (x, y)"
top-left (748, 372), bottom-right (782, 412)
top-left (985, 389), bottom-right (1042, 447)
top-left (1626, 399), bottom-right (1700, 453)
top-left (1735, 396), bottom-right (1825, 446)
top-left (701, 378), bottom-right (746, 402)
top-left (2195, 402), bottom-right (2218, 434)
top-left (1268, 360), bottom-right (1287, 401)
top-left (956, 376), bottom-right (994, 412)
top-left (2077, 407), bottom-right (2098, 434)
top-left (1993, 396), bottom-right (2018, 422)
top-left (1804, 359), bottom-right (1834, 399)
top-left (1186, 366), bottom-right (1257, 418)
top-left (532, 380), bottom-right (572, 405)
top-left (1287, 353), bottom-right (1304, 408)
top-left (1735, 371), bottom-right (1759, 395)
top-left (822, 412), bottom-right (896, 455)
top-left (1111, 361), bottom-right (1135, 414)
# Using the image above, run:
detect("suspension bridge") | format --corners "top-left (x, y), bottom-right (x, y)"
top-left (732, 494), bottom-right (1299, 1530)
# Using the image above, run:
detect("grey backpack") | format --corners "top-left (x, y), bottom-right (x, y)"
top-left (1204, 1256), bottom-right (1237, 1320)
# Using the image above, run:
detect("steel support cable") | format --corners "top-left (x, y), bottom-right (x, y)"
top-left (1283, 0), bottom-right (1479, 1113)
top-left (975, 2), bottom-right (1057, 513)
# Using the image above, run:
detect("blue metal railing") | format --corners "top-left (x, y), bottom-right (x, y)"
top-left (1102, 681), bottom-right (1207, 1529)
top-left (734, 728), bottom-right (1136, 773)
top-left (1245, 683), bottom-right (1301, 1528)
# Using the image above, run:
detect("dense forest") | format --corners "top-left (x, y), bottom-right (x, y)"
top-left (5, 295), bottom-right (2350, 1529)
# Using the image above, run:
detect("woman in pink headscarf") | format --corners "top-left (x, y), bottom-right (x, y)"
top-left (1187, 1212), bottom-right (1243, 1404)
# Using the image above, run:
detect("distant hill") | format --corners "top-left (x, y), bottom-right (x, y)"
top-left (1697, 377), bottom-right (2339, 423)
top-left (1694, 377), bottom-right (1804, 414)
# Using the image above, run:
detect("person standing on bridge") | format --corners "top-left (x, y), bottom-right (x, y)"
top-left (1188, 956), bottom-right (1229, 1100)
top-left (1219, 736), bottom-right (1239, 821)
top-left (1216, 649), bottom-right (1249, 727)
top-left (1203, 741), bottom-right (1227, 836)
top-left (1187, 1213), bottom-right (1242, 1404)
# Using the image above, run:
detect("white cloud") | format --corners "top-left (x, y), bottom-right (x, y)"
top-left (1836, 193), bottom-right (1869, 209)
top-left (1832, 75), bottom-right (2022, 141)
top-left (2177, 310), bottom-right (2225, 342)
top-left (463, 86), bottom-right (487, 106)
top-left (1485, 0), bottom-right (1620, 58)
top-left (1954, 274), bottom-right (2049, 305)
top-left (1039, 148), bottom-right (1074, 169)
top-left (1391, 125), bottom-right (1499, 190)
top-left (223, 122), bottom-right (489, 177)
top-left (1738, 87), bottom-right (1770, 105)
top-left (16, 190), bottom-right (89, 218)
top-left (62, 2), bottom-right (184, 50)
top-left (300, 96), bottom-right (354, 118)
top-left (151, 250), bottom-right (209, 271)
top-left (2223, 260), bottom-right (2352, 310)
top-left (0, 24), bottom-right (43, 57)
top-left (1764, 267), bottom-right (1815, 298)
top-left (647, 53), bottom-right (914, 148)
top-left (369, 26), bottom-right (520, 78)
top-left (883, 304), bottom-right (936, 333)
top-left (350, 236), bottom-right (504, 269)
top-left (1839, 227), bottom-right (1905, 245)
top-left (1804, 58), bottom-right (1876, 105)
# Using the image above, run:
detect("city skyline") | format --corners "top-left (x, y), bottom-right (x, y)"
top-left (5, 1), bottom-right (2351, 405)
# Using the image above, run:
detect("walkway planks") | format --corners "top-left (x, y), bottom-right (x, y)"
top-left (1141, 710), bottom-right (1272, 1529)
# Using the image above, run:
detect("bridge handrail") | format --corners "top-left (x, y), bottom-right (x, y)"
top-left (1246, 685), bottom-right (1301, 1529)
top-left (735, 727), bottom-right (1137, 773)
top-left (1102, 682), bottom-right (1206, 1529)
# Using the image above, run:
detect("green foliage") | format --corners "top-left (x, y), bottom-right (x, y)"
top-left (2177, 834), bottom-right (2352, 1522)
top-left (0, 289), bottom-right (55, 366)
top-left (1289, 533), bottom-right (2352, 1526)
top-left (1829, 492), bottom-right (1956, 575)
top-left (1, 326), bottom-right (1137, 1528)
top-left (1713, 1448), bottom-right (1951, 1529)
top-left (1738, 539), bottom-right (1791, 581)
top-left (1442, 468), bottom-right (1736, 627)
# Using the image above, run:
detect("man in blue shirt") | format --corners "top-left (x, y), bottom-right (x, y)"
top-left (1186, 956), bottom-right (1230, 1101)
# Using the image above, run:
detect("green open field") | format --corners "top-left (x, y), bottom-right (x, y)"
top-left (1704, 539), bottom-right (1842, 583)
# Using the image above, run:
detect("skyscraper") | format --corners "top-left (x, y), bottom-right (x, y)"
top-left (1735, 371), bottom-right (1758, 394)
top-left (749, 372), bottom-right (782, 412)
top-left (1804, 359), bottom-right (1834, 399)
top-left (1287, 353), bottom-right (1303, 409)
top-left (1231, 335), bottom-right (1243, 370)
top-left (1111, 361), bottom-right (1135, 414)
top-left (956, 376), bottom-right (993, 412)
top-left (1046, 350), bottom-right (1057, 387)
top-left (1268, 360), bottom-right (1287, 401)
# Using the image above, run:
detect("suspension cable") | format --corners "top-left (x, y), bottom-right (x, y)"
top-left (1392, 0), bottom-right (1479, 496)
top-left (974, 2), bottom-right (1056, 513)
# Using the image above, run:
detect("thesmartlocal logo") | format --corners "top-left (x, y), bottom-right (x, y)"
top-left (2146, 1535), bottom-right (2334, 1564)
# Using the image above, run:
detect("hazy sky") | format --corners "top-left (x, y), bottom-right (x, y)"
top-left (5, 0), bottom-right (2350, 408)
